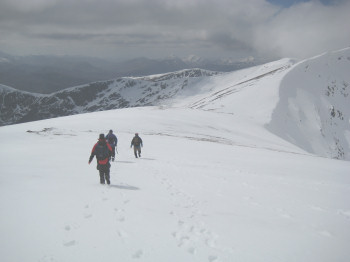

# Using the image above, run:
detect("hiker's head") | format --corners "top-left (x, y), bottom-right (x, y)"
top-left (99, 134), bottom-right (105, 140)
top-left (109, 130), bottom-right (113, 133)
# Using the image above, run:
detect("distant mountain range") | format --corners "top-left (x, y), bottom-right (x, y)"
top-left (0, 68), bottom-right (221, 126)
top-left (0, 52), bottom-right (262, 94)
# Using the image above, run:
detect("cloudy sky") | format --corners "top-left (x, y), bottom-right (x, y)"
top-left (0, 0), bottom-right (349, 61)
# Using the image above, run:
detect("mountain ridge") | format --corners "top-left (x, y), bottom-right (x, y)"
top-left (0, 52), bottom-right (261, 94)
top-left (1, 48), bottom-right (349, 161)
top-left (0, 68), bottom-right (222, 126)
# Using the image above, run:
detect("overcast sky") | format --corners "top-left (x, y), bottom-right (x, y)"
top-left (0, 0), bottom-right (349, 61)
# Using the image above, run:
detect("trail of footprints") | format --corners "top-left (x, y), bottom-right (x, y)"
top-left (58, 172), bottom-right (349, 261)
top-left (161, 177), bottom-right (234, 261)
top-left (161, 170), bottom-right (349, 260)
top-left (61, 189), bottom-right (145, 260)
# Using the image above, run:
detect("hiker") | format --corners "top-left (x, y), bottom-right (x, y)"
top-left (88, 134), bottom-right (113, 184)
top-left (105, 129), bottom-right (118, 161)
top-left (130, 133), bottom-right (143, 158)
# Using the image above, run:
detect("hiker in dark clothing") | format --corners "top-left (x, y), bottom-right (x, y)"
top-left (105, 129), bottom-right (118, 161)
top-left (131, 133), bottom-right (143, 158)
top-left (89, 134), bottom-right (113, 184)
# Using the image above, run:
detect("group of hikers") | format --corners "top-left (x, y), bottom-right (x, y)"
top-left (88, 130), bottom-right (143, 185)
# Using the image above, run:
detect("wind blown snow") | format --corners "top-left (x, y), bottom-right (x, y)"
top-left (0, 48), bottom-right (349, 262)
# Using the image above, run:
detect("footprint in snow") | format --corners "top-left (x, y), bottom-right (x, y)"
top-left (63, 240), bottom-right (77, 247)
top-left (208, 255), bottom-right (219, 262)
top-left (39, 255), bottom-right (59, 262)
top-left (117, 216), bottom-right (125, 222)
top-left (132, 249), bottom-right (144, 259)
top-left (187, 247), bottom-right (197, 255)
top-left (206, 237), bottom-right (217, 248)
top-left (63, 222), bottom-right (79, 231)
top-left (84, 214), bottom-right (93, 219)
top-left (117, 230), bottom-right (129, 239)
top-left (275, 208), bottom-right (293, 219)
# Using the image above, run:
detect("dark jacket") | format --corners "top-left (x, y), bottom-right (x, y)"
top-left (131, 135), bottom-right (143, 147)
top-left (89, 139), bottom-right (113, 165)
top-left (106, 132), bottom-right (118, 147)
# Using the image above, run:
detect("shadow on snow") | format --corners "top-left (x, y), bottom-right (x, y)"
top-left (109, 184), bottom-right (140, 190)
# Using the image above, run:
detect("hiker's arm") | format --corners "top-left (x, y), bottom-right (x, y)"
top-left (88, 144), bottom-right (97, 164)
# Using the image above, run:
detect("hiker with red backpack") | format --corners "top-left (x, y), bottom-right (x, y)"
top-left (88, 134), bottom-right (113, 185)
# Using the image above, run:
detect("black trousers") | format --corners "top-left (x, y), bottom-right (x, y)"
top-left (133, 145), bottom-right (141, 158)
top-left (98, 164), bottom-right (110, 184)
top-left (111, 146), bottom-right (116, 159)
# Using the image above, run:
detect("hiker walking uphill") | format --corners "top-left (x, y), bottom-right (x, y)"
top-left (131, 133), bottom-right (143, 158)
top-left (105, 129), bottom-right (118, 161)
top-left (88, 134), bottom-right (113, 185)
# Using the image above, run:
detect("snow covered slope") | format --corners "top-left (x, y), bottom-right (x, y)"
top-left (171, 49), bottom-right (350, 160)
top-left (267, 48), bottom-right (350, 160)
top-left (0, 105), bottom-right (349, 262)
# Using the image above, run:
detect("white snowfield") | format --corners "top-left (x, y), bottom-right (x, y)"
top-left (0, 48), bottom-right (349, 262)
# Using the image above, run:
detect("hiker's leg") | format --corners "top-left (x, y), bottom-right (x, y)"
top-left (99, 169), bottom-right (105, 184)
top-left (105, 168), bottom-right (110, 184)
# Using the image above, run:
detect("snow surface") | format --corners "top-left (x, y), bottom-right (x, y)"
top-left (268, 48), bottom-right (350, 160)
top-left (1, 50), bottom-right (350, 262)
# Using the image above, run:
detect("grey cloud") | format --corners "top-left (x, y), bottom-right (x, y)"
top-left (0, 0), bottom-right (349, 60)
top-left (253, 1), bottom-right (350, 58)
top-left (207, 32), bottom-right (254, 52)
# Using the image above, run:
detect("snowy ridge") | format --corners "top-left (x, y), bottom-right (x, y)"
top-left (0, 83), bottom-right (16, 92)
top-left (1, 50), bottom-right (350, 262)
top-left (267, 48), bottom-right (350, 160)
top-left (137, 68), bottom-right (220, 81)
top-left (185, 59), bottom-right (294, 111)
top-left (1, 48), bottom-right (350, 160)
top-left (0, 52), bottom-right (259, 94)
top-left (0, 69), bottom-right (221, 126)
